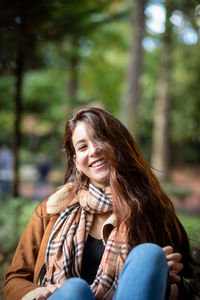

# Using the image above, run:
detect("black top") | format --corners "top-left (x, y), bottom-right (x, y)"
top-left (81, 234), bottom-right (105, 284)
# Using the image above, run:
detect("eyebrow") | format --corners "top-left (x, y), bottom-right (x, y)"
top-left (74, 139), bottom-right (86, 147)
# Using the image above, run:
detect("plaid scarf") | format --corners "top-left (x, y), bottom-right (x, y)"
top-left (42, 182), bottom-right (129, 300)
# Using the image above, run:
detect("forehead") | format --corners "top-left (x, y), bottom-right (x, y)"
top-left (72, 121), bottom-right (92, 145)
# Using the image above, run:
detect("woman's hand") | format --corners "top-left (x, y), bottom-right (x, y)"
top-left (162, 246), bottom-right (183, 284)
top-left (35, 284), bottom-right (60, 300)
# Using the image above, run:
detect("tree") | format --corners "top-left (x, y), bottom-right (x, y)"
top-left (151, 0), bottom-right (199, 179)
top-left (122, 0), bottom-right (147, 138)
top-left (151, 0), bottom-right (173, 180)
top-left (0, 0), bottom-right (58, 196)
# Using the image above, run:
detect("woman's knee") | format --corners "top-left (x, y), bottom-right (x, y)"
top-left (130, 243), bottom-right (165, 259)
top-left (125, 243), bottom-right (168, 271)
top-left (62, 277), bottom-right (86, 287)
top-left (115, 244), bottom-right (169, 300)
top-left (50, 278), bottom-right (95, 300)
top-left (62, 278), bottom-right (92, 293)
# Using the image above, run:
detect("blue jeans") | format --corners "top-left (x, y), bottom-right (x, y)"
top-left (48, 243), bottom-right (169, 300)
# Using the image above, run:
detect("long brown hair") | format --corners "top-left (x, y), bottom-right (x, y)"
top-left (63, 106), bottom-right (194, 277)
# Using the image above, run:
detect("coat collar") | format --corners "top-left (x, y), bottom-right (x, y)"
top-left (47, 182), bottom-right (76, 214)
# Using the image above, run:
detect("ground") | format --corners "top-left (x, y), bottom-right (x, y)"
top-left (170, 164), bottom-right (200, 214)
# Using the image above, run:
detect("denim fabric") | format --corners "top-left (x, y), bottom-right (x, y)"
top-left (48, 243), bottom-right (169, 300)
top-left (48, 278), bottom-right (95, 300)
top-left (113, 243), bottom-right (169, 300)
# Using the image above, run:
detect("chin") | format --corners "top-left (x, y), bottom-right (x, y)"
top-left (94, 179), bottom-right (109, 189)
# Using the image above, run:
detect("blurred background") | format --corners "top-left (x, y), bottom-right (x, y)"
top-left (0, 0), bottom-right (200, 297)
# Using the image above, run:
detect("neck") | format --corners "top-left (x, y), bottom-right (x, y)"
top-left (89, 211), bottom-right (112, 239)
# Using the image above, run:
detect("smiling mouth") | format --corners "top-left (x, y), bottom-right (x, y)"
top-left (90, 159), bottom-right (106, 168)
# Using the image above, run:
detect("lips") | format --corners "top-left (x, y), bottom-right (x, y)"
top-left (90, 159), bottom-right (106, 168)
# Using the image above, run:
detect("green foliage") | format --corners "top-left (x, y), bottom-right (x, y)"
top-left (0, 198), bottom-right (38, 260)
top-left (178, 212), bottom-right (200, 297)
top-left (171, 44), bottom-right (200, 144)
top-left (23, 69), bottom-right (68, 118)
top-left (177, 213), bottom-right (200, 249)
top-left (0, 76), bottom-right (15, 144)
top-left (78, 21), bottom-right (130, 114)
top-left (0, 76), bottom-right (15, 109)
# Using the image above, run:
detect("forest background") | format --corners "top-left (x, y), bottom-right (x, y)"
top-left (0, 0), bottom-right (200, 298)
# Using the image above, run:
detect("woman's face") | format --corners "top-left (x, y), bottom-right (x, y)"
top-left (72, 121), bottom-right (110, 188)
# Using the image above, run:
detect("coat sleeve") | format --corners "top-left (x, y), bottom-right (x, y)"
top-left (2, 201), bottom-right (50, 300)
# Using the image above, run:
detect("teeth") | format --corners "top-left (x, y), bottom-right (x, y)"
top-left (91, 159), bottom-right (105, 167)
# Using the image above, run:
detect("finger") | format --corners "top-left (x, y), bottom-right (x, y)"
top-left (169, 273), bottom-right (181, 284)
top-left (166, 253), bottom-right (182, 262)
top-left (163, 246), bottom-right (173, 255)
top-left (168, 262), bottom-right (183, 272)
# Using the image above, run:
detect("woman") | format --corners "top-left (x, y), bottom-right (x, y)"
top-left (3, 107), bottom-right (195, 300)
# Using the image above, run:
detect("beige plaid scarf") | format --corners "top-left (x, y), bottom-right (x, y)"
top-left (43, 182), bottom-right (129, 300)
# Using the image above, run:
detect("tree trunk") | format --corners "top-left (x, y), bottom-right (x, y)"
top-left (122, 0), bottom-right (146, 138)
top-left (13, 49), bottom-right (24, 197)
top-left (151, 0), bottom-right (173, 181)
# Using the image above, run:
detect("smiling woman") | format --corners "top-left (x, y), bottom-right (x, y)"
top-left (3, 107), bottom-right (198, 300)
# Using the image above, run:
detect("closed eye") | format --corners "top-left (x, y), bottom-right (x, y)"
top-left (78, 145), bottom-right (87, 151)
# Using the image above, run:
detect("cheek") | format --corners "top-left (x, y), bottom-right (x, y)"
top-left (76, 153), bottom-right (87, 166)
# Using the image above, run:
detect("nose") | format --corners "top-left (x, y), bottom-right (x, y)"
top-left (89, 142), bottom-right (100, 156)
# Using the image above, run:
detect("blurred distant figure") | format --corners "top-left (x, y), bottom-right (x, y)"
top-left (36, 154), bottom-right (51, 183)
top-left (0, 144), bottom-right (13, 201)
top-left (34, 154), bottom-right (51, 200)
